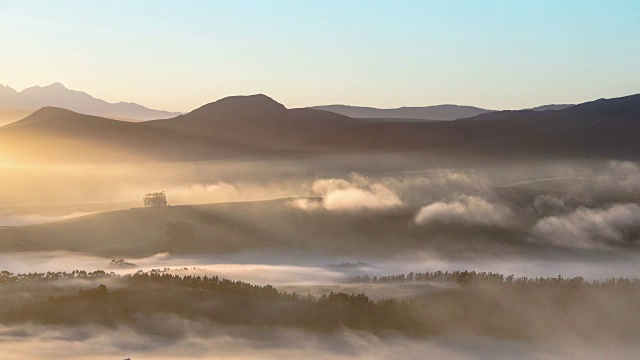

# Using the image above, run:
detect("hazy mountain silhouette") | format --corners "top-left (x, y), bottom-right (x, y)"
top-left (1, 93), bottom-right (638, 163)
top-left (147, 94), bottom-right (360, 148)
top-left (310, 104), bottom-right (493, 121)
top-left (301, 94), bottom-right (640, 160)
top-left (0, 83), bottom-right (181, 121)
top-left (529, 104), bottom-right (574, 111)
top-left (312, 103), bottom-right (576, 120)
top-left (0, 107), bottom-right (247, 163)
top-left (0, 95), bottom-right (359, 163)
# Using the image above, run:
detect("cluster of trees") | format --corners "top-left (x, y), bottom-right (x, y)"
top-left (4, 268), bottom-right (640, 290)
top-left (143, 191), bottom-right (167, 207)
top-left (344, 270), bottom-right (640, 288)
top-left (2, 271), bottom-right (416, 335)
top-left (108, 259), bottom-right (137, 268)
top-left (0, 270), bottom-right (380, 307)
top-left (3, 269), bottom-right (640, 343)
top-left (0, 270), bottom-right (112, 285)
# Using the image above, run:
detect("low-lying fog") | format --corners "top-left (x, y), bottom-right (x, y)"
top-left (3, 251), bottom-right (640, 285)
top-left (2, 157), bottom-right (640, 257)
top-left (2, 325), bottom-right (638, 360)
top-left (3, 157), bottom-right (640, 284)
top-left (2, 156), bottom-right (638, 226)
top-left (2, 156), bottom-right (640, 359)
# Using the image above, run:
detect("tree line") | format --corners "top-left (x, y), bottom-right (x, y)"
top-left (344, 270), bottom-right (640, 288)
top-left (3, 268), bottom-right (640, 343)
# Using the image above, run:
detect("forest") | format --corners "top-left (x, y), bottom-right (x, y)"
top-left (2, 269), bottom-right (640, 344)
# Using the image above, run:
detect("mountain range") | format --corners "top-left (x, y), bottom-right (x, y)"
top-left (0, 83), bottom-right (181, 121)
top-left (0, 82), bottom-right (576, 124)
top-left (304, 94), bottom-right (640, 160)
top-left (0, 94), bottom-right (360, 163)
top-left (311, 103), bottom-right (574, 121)
top-left (0, 92), bottom-right (637, 164)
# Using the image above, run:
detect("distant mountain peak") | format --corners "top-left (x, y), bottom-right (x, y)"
top-left (22, 82), bottom-right (67, 90)
top-left (196, 94), bottom-right (287, 115)
top-left (0, 82), bottom-right (182, 121)
top-left (215, 94), bottom-right (285, 108)
top-left (45, 82), bottom-right (68, 90)
top-left (0, 84), bottom-right (16, 93)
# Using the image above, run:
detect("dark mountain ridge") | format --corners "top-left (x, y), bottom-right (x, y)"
top-left (0, 107), bottom-right (248, 163)
top-left (147, 94), bottom-right (361, 148)
top-left (528, 104), bottom-right (574, 111)
top-left (311, 103), bottom-right (576, 121)
top-left (300, 93), bottom-right (640, 160)
top-left (0, 92), bottom-right (638, 163)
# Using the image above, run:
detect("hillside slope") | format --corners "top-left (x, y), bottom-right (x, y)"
top-left (302, 94), bottom-right (640, 160)
top-left (0, 107), bottom-right (248, 163)
top-left (148, 94), bottom-right (361, 148)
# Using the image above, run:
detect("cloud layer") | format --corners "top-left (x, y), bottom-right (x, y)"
top-left (415, 196), bottom-right (514, 228)
top-left (532, 204), bottom-right (640, 248)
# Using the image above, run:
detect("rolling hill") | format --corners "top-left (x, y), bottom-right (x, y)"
top-left (0, 108), bottom-right (33, 127)
top-left (301, 94), bottom-right (640, 160)
top-left (0, 107), bottom-right (248, 163)
top-left (0, 95), bottom-right (360, 163)
top-left (0, 197), bottom-right (538, 258)
top-left (1, 92), bottom-right (638, 163)
top-left (146, 94), bottom-right (361, 148)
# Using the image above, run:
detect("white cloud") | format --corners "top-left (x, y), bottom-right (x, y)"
top-left (295, 174), bottom-right (402, 211)
top-left (414, 196), bottom-right (514, 227)
top-left (323, 185), bottom-right (401, 211)
top-left (532, 203), bottom-right (640, 248)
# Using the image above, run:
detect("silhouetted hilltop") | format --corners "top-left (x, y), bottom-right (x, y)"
top-left (147, 94), bottom-right (360, 148)
top-left (0, 82), bottom-right (181, 120)
top-left (195, 94), bottom-right (288, 115)
top-left (3, 106), bottom-right (107, 128)
top-left (563, 93), bottom-right (640, 119)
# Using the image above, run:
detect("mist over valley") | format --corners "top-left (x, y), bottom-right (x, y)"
top-left (2, 1), bottom-right (640, 358)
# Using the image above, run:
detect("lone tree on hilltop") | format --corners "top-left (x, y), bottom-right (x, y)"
top-left (144, 191), bottom-right (168, 207)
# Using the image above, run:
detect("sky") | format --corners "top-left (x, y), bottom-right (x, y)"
top-left (1, 0), bottom-right (639, 112)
